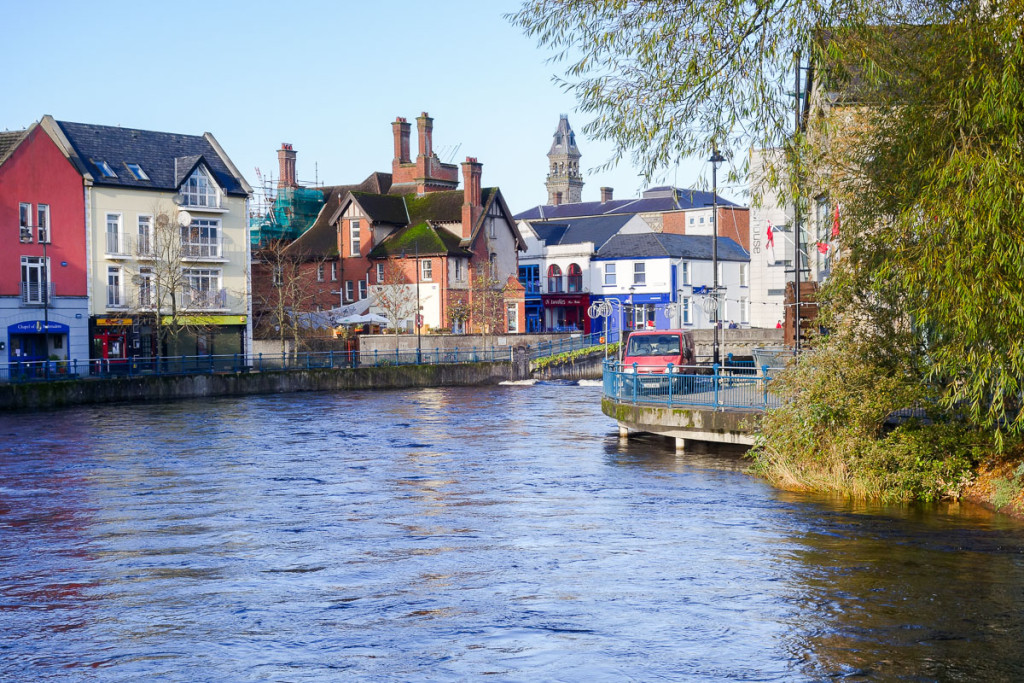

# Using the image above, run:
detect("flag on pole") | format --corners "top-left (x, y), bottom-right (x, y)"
top-left (766, 221), bottom-right (775, 248)
top-left (832, 204), bottom-right (840, 239)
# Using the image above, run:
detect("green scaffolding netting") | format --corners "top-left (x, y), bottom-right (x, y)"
top-left (250, 186), bottom-right (325, 246)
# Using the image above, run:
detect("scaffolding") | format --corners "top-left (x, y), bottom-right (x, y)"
top-left (249, 185), bottom-right (325, 247)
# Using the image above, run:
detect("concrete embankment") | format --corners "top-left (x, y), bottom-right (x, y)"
top-left (0, 362), bottom-right (521, 411)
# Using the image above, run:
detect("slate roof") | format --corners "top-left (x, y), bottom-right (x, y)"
top-left (54, 120), bottom-right (249, 196)
top-left (368, 222), bottom-right (472, 259)
top-left (283, 174), bottom-right (395, 258)
top-left (351, 191), bottom-right (409, 225)
top-left (596, 233), bottom-right (749, 262)
top-left (0, 129), bottom-right (28, 166)
top-left (514, 186), bottom-right (739, 220)
top-left (528, 214), bottom-right (634, 250)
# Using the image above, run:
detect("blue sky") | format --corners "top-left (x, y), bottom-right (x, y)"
top-left (1, 0), bottom-right (740, 211)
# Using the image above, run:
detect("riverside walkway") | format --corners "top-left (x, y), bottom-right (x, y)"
top-left (601, 361), bottom-right (782, 450)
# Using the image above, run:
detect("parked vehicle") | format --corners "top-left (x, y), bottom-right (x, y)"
top-left (621, 329), bottom-right (698, 393)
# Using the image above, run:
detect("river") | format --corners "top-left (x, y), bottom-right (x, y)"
top-left (1, 383), bottom-right (1023, 681)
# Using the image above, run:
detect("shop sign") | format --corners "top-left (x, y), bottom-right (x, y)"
top-left (7, 320), bottom-right (71, 334)
top-left (160, 315), bottom-right (247, 326)
top-left (542, 295), bottom-right (588, 306)
top-left (97, 318), bottom-right (133, 326)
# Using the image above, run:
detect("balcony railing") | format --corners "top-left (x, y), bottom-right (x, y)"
top-left (182, 288), bottom-right (227, 310)
top-left (106, 285), bottom-right (127, 309)
top-left (20, 282), bottom-right (55, 306)
top-left (181, 242), bottom-right (222, 259)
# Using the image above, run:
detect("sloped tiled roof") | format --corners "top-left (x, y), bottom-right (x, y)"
top-left (528, 214), bottom-right (634, 250)
top-left (283, 173), bottom-right (396, 258)
top-left (0, 129), bottom-right (28, 166)
top-left (514, 186), bottom-right (739, 220)
top-left (351, 191), bottom-right (409, 225)
top-left (368, 221), bottom-right (472, 259)
top-left (402, 190), bottom-right (464, 225)
top-left (596, 233), bottom-right (749, 262)
top-left (55, 120), bottom-right (249, 196)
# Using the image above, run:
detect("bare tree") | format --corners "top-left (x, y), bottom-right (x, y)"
top-left (252, 240), bottom-right (329, 356)
top-left (371, 259), bottom-right (418, 350)
top-left (468, 263), bottom-right (508, 351)
top-left (126, 203), bottom-right (217, 356)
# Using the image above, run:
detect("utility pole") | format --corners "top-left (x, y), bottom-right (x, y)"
top-left (793, 51), bottom-right (803, 353)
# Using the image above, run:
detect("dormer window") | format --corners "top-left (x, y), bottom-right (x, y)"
top-left (125, 163), bottom-right (149, 181)
top-left (180, 166), bottom-right (219, 208)
top-left (95, 160), bottom-right (117, 178)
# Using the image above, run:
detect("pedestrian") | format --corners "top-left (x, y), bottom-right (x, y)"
top-left (775, 320), bottom-right (782, 329)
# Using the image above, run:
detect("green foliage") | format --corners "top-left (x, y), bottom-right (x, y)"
top-left (819, 3), bottom-right (1024, 442)
top-left (533, 343), bottom-right (619, 370)
top-left (750, 336), bottom-right (988, 502)
top-left (508, 1), bottom-right (951, 181)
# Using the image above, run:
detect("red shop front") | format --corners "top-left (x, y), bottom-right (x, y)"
top-left (541, 293), bottom-right (591, 334)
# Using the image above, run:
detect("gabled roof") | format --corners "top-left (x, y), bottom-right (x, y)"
top-left (514, 186), bottom-right (740, 221)
top-left (54, 120), bottom-right (249, 196)
top-left (368, 221), bottom-right (473, 259)
top-left (596, 233), bottom-right (749, 262)
top-left (282, 173), bottom-right (395, 257)
top-left (0, 129), bottom-right (28, 167)
top-left (351, 191), bottom-right (409, 225)
top-left (472, 187), bottom-right (526, 252)
top-left (527, 214), bottom-right (635, 250)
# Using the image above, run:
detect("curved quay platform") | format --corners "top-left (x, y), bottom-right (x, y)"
top-left (600, 361), bottom-right (780, 452)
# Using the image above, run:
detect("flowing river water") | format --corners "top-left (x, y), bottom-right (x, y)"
top-left (1, 383), bottom-right (1023, 681)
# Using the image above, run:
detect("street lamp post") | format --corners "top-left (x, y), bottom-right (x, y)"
top-left (709, 149), bottom-right (725, 366)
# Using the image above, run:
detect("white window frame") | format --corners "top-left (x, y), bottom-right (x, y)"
top-left (455, 258), bottom-right (465, 282)
top-left (19, 203), bottom-right (33, 243)
top-left (138, 266), bottom-right (154, 308)
top-left (680, 261), bottom-right (690, 286)
top-left (604, 262), bottom-right (616, 286)
top-left (330, 262), bottom-right (338, 281)
top-left (740, 296), bottom-right (750, 324)
top-left (20, 256), bottom-right (48, 304)
top-left (182, 267), bottom-right (223, 309)
top-left (105, 212), bottom-right (123, 254)
top-left (180, 166), bottom-right (219, 208)
top-left (107, 265), bottom-right (123, 308)
top-left (345, 280), bottom-right (354, 302)
top-left (420, 259), bottom-right (432, 281)
top-left (95, 160), bottom-right (117, 178)
top-left (137, 214), bottom-right (153, 256)
top-left (350, 219), bottom-right (361, 257)
top-left (358, 280), bottom-right (367, 300)
top-left (376, 262), bottom-right (385, 283)
top-left (682, 296), bottom-right (692, 325)
top-left (36, 204), bottom-right (50, 243)
top-left (739, 263), bottom-right (749, 287)
top-left (316, 263), bottom-right (325, 282)
top-left (125, 163), bottom-right (149, 181)
top-left (506, 302), bottom-right (519, 333)
top-left (181, 218), bottom-right (221, 258)
top-left (633, 262), bottom-right (646, 286)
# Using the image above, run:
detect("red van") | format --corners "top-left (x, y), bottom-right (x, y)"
top-left (621, 329), bottom-right (697, 390)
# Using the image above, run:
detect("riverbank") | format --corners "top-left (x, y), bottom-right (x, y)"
top-left (0, 361), bottom-right (521, 410)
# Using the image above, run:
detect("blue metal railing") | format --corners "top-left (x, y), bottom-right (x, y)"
top-left (602, 360), bottom-right (783, 411)
top-left (0, 347), bottom-right (514, 384)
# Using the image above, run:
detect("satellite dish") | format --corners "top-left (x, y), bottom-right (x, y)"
top-left (177, 210), bottom-right (192, 227)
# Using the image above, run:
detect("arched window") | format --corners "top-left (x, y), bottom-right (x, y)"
top-left (567, 263), bottom-right (583, 292)
top-left (547, 264), bottom-right (563, 293)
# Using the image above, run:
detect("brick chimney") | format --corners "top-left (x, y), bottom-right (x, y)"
top-left (552, 191), bottom-right (563, 206)
top-left (392, 117), bottom-right (411, 164)
top-left (277, 143), bottom-right (297, 189)
top-left (600, 187), bottom-right (614, 203)
top-left (416, 112), bottom-right (433, 158)
top-left (461, 157), bottom-right (483, 239)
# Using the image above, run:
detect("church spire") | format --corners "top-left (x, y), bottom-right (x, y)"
top-left (545, 115), bottom-right (584, 205)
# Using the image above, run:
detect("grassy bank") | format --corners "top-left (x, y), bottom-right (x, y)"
top-left (747, 341), bottom-right (1023, 511)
